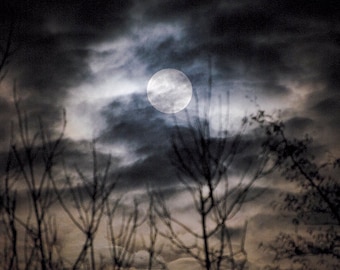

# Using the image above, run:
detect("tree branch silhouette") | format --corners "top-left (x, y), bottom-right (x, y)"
top-left (253, 111), bottom-right (340, 269)
top-left (155, 76), bottom-right (277, 270)
top-left (1, 87), bottom-right (67, 269)
top-left (51, 141), bottom-right (118, 270)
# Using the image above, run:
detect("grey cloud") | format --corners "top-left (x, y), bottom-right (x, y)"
top-left (141, 0), bottom-right (220, 23)
top-left (98, 93), bottom-right (270, 190)
top-left (115, 151), bottom-right (176, 190)
top-left (97, 93), bottom-right (178, 189)
top-left (135, 0), bottom-right (339, 103)
top-left (0, 97), bottom-right (14, 142)
top-left (310, 97), bottom-right (340, 137)
top-left (1, 2), bottom-right (338, 266)
top-left (99, 93), bottom-right (171, 152)
top-left (1, 0), bottom-right (338, 205)
top-left (1, 0), bottom-right (135, 124)
top-left (3, 0), bottom-right (338, 124)
top-left (284, 117), bottom-right (315, 136)
top-left (312, 97), bottom-right (339, 116)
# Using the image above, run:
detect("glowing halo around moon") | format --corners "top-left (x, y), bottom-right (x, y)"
top-left (147, 69), bottom-right (193, 114)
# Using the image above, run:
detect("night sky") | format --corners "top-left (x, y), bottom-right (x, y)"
top-left (0, 0), bottom-right (339, 269)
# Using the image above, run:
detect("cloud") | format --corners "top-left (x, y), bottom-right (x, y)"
top-left (167, 257), bottom-right (203, 270)
top-left (129, 0), bottom-right (339, 117)
top-left (116, 152), bottom-right (175, 189)
top-left (0, 2), bottom-right (338, 269)
top-left (1, 0), bottom-right (338, 146)
top-left (1, 0), bottom-right (136, 128)
top-left (132, 250), bottom-right (166, 269)
top-left (99, 93), bottom-right (170, 150)
top-left (312, 97), bottom-right (340, 117)
top-left (97, 93), bottom-right (180, 189)
top-left (0, 97), bottom-right (13, 144)
top-left (283, 116), bottom-right (315, 138)
top-left (308, 97), bottom-right (340, 148)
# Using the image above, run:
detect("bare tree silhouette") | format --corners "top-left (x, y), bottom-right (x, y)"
top-left (51, 140), bottom-right (118, 270)
top-left (143, 187), bottom-right (166, 270)
top-left (0, 87), bottom-right (66, 270)
top-left (0, 4), bottom-right (18, 82)
top-left (253, 111), bottom-right (340, 269)
top-left (0, 87), bottom-right (161, 270)
top-left (105, 198), bottom-right (144, 270)
top-left (0, 88), bottom-right (140, 270)
top-left (0, 132), bottom-right (19, 270)
top-left (0, 12), bottom-right (28, 269)
top-left (155, 72), bottom-right (277, 270)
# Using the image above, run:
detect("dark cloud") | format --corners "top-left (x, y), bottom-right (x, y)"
top-left (0, 97), bottom-right (13, 142)
top-left (98, 93), bottom-right (268, 190)
top-left (311, 97), bottom-right (340, 138)
top-left (132, 0), bottom-right (339, 105)
top-left (0, 0), bottom-right (338, 208)
top-left (1, 0), bottom-right (135, 123)
top-left (1, 0), bottom-right (337, 121)
top-left (141, 0), bottom-right (220, 23)
top-left (98, 93), bottom-right (178, 189)
top-left (116, 152), bottom-right (176, 189)
top-left (312, 97), bottom-right (340, 116)
top-left (0, 2), bottom-right (338, 267)
top-left (16, 45), bottom-right (92, 95)
top-left (99, 93), bottom-right (171, 152)
top-left (274, 0), bottom-right (339, 20)
top-left (3, 0), bottom-right (134, 38)
top-left (0, 0), bottom-right (338, 186)
top-left (284, 117), bottom-right (315, 136)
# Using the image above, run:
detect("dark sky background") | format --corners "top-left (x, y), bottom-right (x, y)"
top-left (0, 0), bottom-right (339, 268)
top-left (1, 0), bottom-right (339, 167)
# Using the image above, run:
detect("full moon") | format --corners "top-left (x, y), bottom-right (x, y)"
top-left (147, 69), bottom-right (193, 114)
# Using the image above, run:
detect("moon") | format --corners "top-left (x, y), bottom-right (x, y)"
top-left (147, 69), bottom-right (193, 114)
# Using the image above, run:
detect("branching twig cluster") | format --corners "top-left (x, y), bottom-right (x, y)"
top-left (253, 111), bottom-right (340, 269)
top-left (153, 80), bottom-right (277, 270)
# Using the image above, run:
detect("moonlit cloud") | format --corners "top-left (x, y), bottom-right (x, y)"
top-left (0, 0), bottom-right (338, 268)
